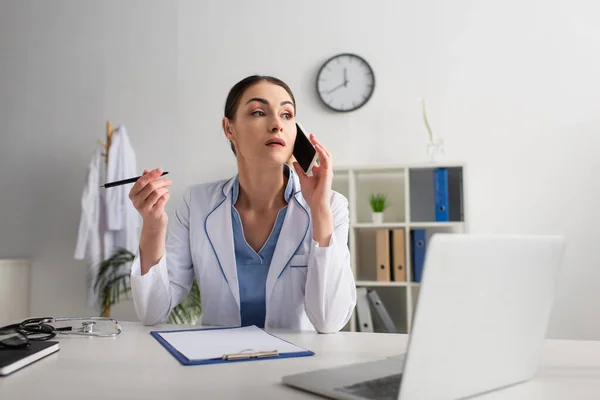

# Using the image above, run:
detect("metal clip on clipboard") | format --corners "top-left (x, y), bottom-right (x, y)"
top-left (222, 349), bottom-right (279, 361)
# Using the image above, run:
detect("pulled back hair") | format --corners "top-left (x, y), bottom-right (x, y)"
top-left (224, 75), bottom-right (296, 155)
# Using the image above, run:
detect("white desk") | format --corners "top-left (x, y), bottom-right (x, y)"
top-left (1, 321), bottom-right (600, 399)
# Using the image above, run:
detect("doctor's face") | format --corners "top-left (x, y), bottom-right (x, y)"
top-left (224, 81), bottom-right (296, 167)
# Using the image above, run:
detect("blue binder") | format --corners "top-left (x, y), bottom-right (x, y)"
top-left (150, 326), bottom-right (315, 366)
top-left (411, 229), bottom-right (426, 282)
top-left (434, 168), bottom-right (449, 222)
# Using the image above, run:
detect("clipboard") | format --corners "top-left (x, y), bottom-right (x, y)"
top-left (150, 325), bottom-right (315, 366)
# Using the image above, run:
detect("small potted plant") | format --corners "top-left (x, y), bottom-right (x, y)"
top-left (369, 193), bottom-right (388, 224)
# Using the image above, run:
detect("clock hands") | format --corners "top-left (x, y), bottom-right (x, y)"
top-left (325, 67), bottom-right (350, 95)
top-left (325, 81), bottom-right (346, 95)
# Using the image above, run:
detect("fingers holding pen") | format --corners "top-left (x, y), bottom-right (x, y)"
top-left (139, 178), bottom-right (173, 204)
top-left (130, 168), bottom-right (164, 197)
top-left (129, 168), bottom-right (172, 211)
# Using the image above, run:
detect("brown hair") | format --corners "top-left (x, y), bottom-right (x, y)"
top-left (224, 75), bottom-right (296, 154)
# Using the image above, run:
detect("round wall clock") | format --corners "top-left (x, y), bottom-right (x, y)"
top-left (316, 53), bottom-right (375, 112)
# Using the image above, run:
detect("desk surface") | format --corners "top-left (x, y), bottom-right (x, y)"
top-left (2, 321), bottom-right (600, 400)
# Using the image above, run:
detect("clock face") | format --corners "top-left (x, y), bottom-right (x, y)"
top-left (316, 53), bottom-right (375, 112)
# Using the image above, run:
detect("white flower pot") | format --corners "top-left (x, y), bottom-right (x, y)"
top-left (372, 212), bottom-right (383, 224)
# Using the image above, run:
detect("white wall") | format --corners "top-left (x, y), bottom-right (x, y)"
top-left (0, 0), bottom-right (178, 321)
top-left (1, 0), bottom-right (599, 339)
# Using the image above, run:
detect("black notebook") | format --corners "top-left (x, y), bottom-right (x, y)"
top-left (0, 341), bottom-right (59, 376)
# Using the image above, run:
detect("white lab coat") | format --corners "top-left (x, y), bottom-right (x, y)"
top-left (74, 148), bottom-right (105, 307)
top-left (74, 126), bottom-right (139, 308)
top-left (130, 169), bottom-right (357, 333)
top-left (104, 125), bottom-right (140, 256)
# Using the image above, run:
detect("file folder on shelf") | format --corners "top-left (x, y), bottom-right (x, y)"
top-left (391, 229), bottom-right (407, 282)
top-left (411, 229), bottom-right (426, 282)
top-left (150, 325), bottom-right (314, 366)
top-left (367, 289), bottom-right (397, 333)
top-left (356, 287), bottom-right (374, 332)
top-left (434, 168), bottom-right (449, 222)
top-left (376, 229), bottom-right (391, 281)
top-left (447, 168), bottom-right (464, 221)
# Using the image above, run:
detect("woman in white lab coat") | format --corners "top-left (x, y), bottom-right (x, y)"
top-left (128, 75), bottom-right (356, 333)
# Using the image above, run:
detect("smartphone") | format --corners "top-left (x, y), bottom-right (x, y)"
top-left (293, 122), bottom-right (319, 176)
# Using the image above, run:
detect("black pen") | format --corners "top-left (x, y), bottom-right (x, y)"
top-left (100, 172), bottom-right (169, 188)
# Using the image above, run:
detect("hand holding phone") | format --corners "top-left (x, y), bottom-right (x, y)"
top-left (290, 126), bottom-right (335, 247)
top-left (293, 122), bottom-right (319, 176)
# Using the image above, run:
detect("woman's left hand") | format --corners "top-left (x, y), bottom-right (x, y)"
top-left (292, 133), bottom-right (333, 213)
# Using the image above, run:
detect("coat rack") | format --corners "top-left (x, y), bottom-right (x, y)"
top-left (97, 121), bottom-right (116, 162)
top-left (97, 120), bottom-right (116, 317)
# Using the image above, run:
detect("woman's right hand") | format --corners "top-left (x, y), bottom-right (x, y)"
top-left (129, 168), bottom-right (172, 232)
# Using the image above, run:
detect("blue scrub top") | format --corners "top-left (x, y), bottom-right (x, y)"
top-left (231, 166), bottom-right (294, 328)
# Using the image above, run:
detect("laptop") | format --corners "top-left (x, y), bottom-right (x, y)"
top-left (282, 233), bottom-right (565, 400)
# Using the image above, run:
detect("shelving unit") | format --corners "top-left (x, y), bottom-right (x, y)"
top-left (333, 163), bottom-right (467, 333)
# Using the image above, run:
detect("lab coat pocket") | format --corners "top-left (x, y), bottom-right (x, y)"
top-left (290, 254), bottom-right (309, 268)
top-left (291, 266), bottom-right (308, 299)
top-left (290, 256), bottom-right (309, 299)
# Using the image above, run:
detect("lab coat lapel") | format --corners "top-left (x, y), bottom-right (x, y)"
top-left (205, 179), bottom-right (240, 307)
top-left (266, 174), bottom-right (309, 305)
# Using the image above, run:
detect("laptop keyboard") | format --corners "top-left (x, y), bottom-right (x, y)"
top-left (335, 373), bottom-right (402, 400)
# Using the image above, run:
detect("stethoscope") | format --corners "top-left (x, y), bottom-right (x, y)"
top-left (16, 317), bottom-right (123, 340)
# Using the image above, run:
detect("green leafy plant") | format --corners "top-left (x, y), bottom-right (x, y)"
top-left (369, 193), bottom-right (389, 213)
top-left (94, 248), bottom-right (201, 324)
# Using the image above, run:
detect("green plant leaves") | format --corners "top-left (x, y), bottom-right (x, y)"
top-left (168, 280), bottom-right (201, 325)
top-left (369, 193), bottom-right (388, 212)
top-left (94, 248), bottom-right (201, 324)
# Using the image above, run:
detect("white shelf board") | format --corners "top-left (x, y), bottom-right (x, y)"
top-left (355, 280), bottom-right (410, 287)
top-left (353, 222), bottom-right (464, 229)
top-left (334, 162), bottom-right (466, 172)
top-left (408, 222), bottom-right (465, 228)
top-left (353, 222), bottom-right (407, 229)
